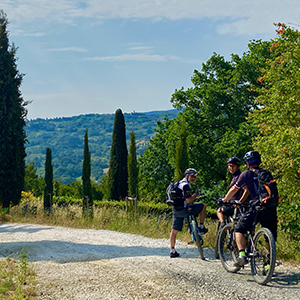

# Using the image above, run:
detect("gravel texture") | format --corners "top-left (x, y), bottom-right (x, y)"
top-left (0, 223), bottom-right (299, 300)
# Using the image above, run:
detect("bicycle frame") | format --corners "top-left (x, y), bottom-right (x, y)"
top-left (218, 201), bottom-right (276, 285)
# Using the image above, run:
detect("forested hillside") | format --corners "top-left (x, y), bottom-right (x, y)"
top-left (25, 110), bottom-right (178, 184)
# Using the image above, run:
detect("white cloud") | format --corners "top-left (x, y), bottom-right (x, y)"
top-left (128, 46), bottom-right (155, 51)
top-left (3, 0), bottom-right (300, 36)
top-left (46, 47), bottom-right (88, 52)
top-left (83, 53), bottom-right (167, 62)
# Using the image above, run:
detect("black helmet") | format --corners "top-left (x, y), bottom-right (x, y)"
top-left (227, 156), bottom-right (241, 166)
top-left (184, 168), bottom-right (198, 176)
top-left (244, 151), bottom-right (261, 165)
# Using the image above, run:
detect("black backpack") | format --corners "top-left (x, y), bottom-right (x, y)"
top-left (253, 169), bottom-right (279, 208)
top-left (166, 181), bottom-right (183, 207)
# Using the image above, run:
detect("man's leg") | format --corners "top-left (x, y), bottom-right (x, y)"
top-left (170, 229), bottom-right (178, 249)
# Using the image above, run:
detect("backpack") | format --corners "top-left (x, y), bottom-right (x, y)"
top-left (253, 169), bottom-right (279, 208)
top-left (166, 181), bottom-right (183, 207)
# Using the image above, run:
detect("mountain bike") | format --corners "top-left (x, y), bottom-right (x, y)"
top-left (214, 200), bottom-right (241, 259)
top-left (186, 201), bottom-right (205, 260)
top-left (218, 200), bottom-right (276, 285)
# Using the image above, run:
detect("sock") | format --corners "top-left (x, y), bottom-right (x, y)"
top-left (170, 248), bottom-right (176, 254)
top-left (239, 250), bottom-right (246, 258)
top-left (199, 223), bottom-right (204, 228)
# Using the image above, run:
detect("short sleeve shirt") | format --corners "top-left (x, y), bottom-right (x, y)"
top-left (177, 178), bottom-right (191, 207)
top-left (229, 170), bottom-right (244, 201)
top-left (234, 168), bottom-right (259, 200)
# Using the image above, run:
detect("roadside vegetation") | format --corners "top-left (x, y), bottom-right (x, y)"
top-left (1, 194), bottom-right (299, 263)
top-left (0, 248), bottom-right (37, 300)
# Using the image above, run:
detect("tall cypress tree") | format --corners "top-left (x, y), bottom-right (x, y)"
top-left (108, 109), bottom-right (128, 200)
top-left (82, 129), bottom-right (93, 216)
top-left (175, 122), bottom-right (189, 181)
top-left (128, 131), bottom-right (138, 198)
top-left (0, 10), bottom-right (27, 211)
top-left (44, 148), bottom-right (53, 211)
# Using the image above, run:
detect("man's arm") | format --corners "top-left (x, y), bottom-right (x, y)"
top-left (186, 191), bottom-right (200, 204)
top-left (223, 185), bottom-right (239, 202)
top-left (239, 186), bottom-right (250, 203)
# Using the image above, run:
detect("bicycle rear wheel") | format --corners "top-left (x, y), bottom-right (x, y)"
top-left (191, 220), bottom-right (204, 259)
top-left (251, 227), bottom-right (276, 285)
top-left (218, 223), bottom-right (240, 273)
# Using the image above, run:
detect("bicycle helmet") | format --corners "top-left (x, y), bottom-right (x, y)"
top-left (184, 168), bottom-right (198, 176)
top-left (227, 156), bottom-right (241, 166)
top-left (244, 151), bottom-right (261, 165)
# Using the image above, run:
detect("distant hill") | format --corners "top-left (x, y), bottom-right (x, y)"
top-left (25, 109), bottom-right (179, 184)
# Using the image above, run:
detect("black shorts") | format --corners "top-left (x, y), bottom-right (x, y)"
top-left (219, 205), bottom-right (234, 217)
top-left (234, 207), bottom-right (278, 241)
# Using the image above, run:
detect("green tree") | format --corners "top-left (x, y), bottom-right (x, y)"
top-left (249, 23), bottom-right (300, 241)
top-left (44, 148), bottom-right (53, 211)
top-left (138, 117), bottom-right (175, 202)
top-left (82, 129), bottom-right (93, 216)
top-left (171, 51), bottom-right (264, 189)
top-left (128, 131), bottom-right (138, 198)
top-left (175, 120), bottom-right (189, 181)
top-left (0, 10), bottom-right (27, 211)
top-left (24, 162), bottom-right (44, 197)
top-left (108, 109), bottom-right (128, 200)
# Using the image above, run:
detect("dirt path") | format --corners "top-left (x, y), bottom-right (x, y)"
top-left (0, 223), bottom-right (299, 300)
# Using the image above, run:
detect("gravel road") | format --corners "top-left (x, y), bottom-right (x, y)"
top-left (0, 223), bottom-right (299, 300)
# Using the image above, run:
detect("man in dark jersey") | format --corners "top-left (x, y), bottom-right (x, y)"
top-left (169, 168), bottom-right (208, 258)
top-left (221, 151), bottom-right (278, 267)
top-left (216, 157), bottom-right (247, 227)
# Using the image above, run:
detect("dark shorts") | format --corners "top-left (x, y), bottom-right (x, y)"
top-left (234, 207), bottom-right (278, 241)
top-left (172, 203), bottom-right (204, 231)
top-left (219, 205), bottom-right (234, 217)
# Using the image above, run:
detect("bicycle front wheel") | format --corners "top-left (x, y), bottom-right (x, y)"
top-left (218, 223), bottom-right (240, 273)
top-left (214, 222), bottom-right (221, 259)
top-left (251, 227), bottom-right (276, 285)
top-left (191, 220), bottom-right (204, 259)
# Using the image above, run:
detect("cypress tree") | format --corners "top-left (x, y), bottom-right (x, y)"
top-left (128, 131), bottom-right (138, 198)
top-left (108, 109), bottom-right (128, 200)
top-left (44, 148), bottom-right (53, 211)
top-left (82, 129), bottom-right (93, 217)
top-left (0, 10), bottom-right (27, 211)
top-left (175, 122), bottom-right (189, 181)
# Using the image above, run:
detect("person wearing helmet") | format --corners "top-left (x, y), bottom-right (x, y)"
top-left (216, 157), bottom-right (246, 227)
top-left (221, 151), bottom-right (278, 267)
top-left (169, 168), bottom-right (208, 258)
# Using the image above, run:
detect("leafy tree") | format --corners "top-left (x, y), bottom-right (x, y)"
top-left (249, 23), bottom-right (300, 241)
top-left (128, 131), bottom-right (138, 198)
top-left (171, 51), bottom-right (263, 189)
top-left (44, 148), bottom-right (53, 210)
top-left (82, 129), bottom-right (93, 217)
top-left (24, 162), bottom-right (44, 197)
top-left (175, 120), bottom-right (189, 181)
top-left (0, 10), bottom-right (27, 210)
top-left (138, 117), bottom-right (175, 202)
top-left (108, 109), bottom-right (128, 200)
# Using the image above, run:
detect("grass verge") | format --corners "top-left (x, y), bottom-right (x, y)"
top-left (0, 249), bottom-right (37, 300)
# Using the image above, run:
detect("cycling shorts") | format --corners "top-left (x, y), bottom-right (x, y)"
top-left (234, 206), bottom-right (278, 241)
top-left (172, 203), bottom-right (204, 231)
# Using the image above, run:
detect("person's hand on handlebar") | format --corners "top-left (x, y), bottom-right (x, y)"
top-left (216, 198), bottom-right (224, 206)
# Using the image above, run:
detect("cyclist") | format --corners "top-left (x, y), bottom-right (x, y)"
top-left (169, 168), bottom-right (208, 258)
top-left (221, 151), bottom-right (278, 267)
top-left (216, 157), bottom-right (246, 227)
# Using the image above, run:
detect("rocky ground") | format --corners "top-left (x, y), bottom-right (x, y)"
top-left (0, 223), bottom-right (299, 300)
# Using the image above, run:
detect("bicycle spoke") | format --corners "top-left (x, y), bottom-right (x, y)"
top-left (218, 223), bottom-right (240, 273)
top-left (251, 228), bottom-right (276, 285)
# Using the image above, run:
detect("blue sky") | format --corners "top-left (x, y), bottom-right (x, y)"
top-left (2, 0), bottom-right (299, 120)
